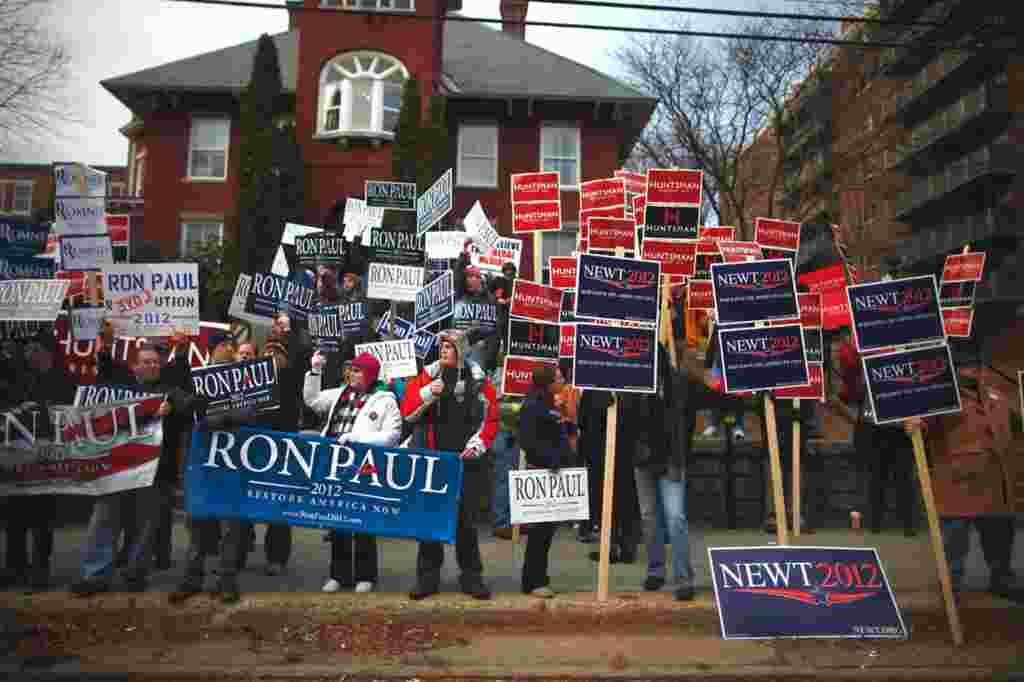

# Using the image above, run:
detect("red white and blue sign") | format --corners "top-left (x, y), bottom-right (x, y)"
top-left (718, 324), bottom-right (808, 393)
top-left (862, 343), bottom-right (961, 425)
top-left (708, 546), bottom-right (907, 640)
top-left (846, 275), bottom-right (945, 353)
top-left (573, 322), bottom-right (657, 394)
top-left (710, 259), bottom-right (798, 325)
top-left (574, 253), bottom-right (660, 325)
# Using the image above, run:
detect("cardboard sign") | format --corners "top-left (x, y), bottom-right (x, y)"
top-left (502, 355), bottom-right (558, 397)
top-left (632, 195), bottom-right (645, 224)
top-left (365, 180), bottom-right (416, 211)
top-left (0, 218), bottom-right (49, 255)
top-left (74, 383), bottom-right (161, 408)
top-left (847, 275), bottom-right (944, 352)
top-left (643, 205), bottom-right (700, 241)
top-left (560, 323), bottom-right (575, 358)
top-left (588, 217), bottom-right (635, 252)
top-left (774, 362), bottom-right (825, 401)
top-left (614, 169), bottom-right (646, 195)
top-left (424, 231), bottom-right (467, 260)
top-left (646, 168), bottom-right (702, 205)
top-left (54, 163), bottom-right (106, 198)
top-left (70, 306), bottom-right (105, 341)
top-left (941, 252), bottom-right (985, 283)
top-left (294, 234), bottom-right (346, 267)
top-left (463, 201), bottom-right (499, 251)
top-left (0, 279), bottom-right (69, 321)
top-left (575, 253), bottom-right (660, 325)
top-left (342, 199), bottom-right (384, 241)
top-left (939, 280), bottom-right (975, 308)
top-left (580, 178), bottom-right (626, 212)
top-left (573, 322), bottom-right (657, 393)
top-left (308, 301), bottom-right (369, 351)
top-left (511, 279), bottom-right (564, 324)
top-left (191, 356), bottom-right (280, 418)
top-left (469, 237), bottom-right (522, 275)
top-left (755, 217), bottom-right (801, 252)
top-left (375, 312), bottom-right (437, 359)
top-left (719, 324), bottom-right (809, 393)
top-left (366, 263), bottom-right (423, 302)
top-left (941, 306), bottom-right (973, 337)
top-left (687, 279), bottom-right (714, 310)
top-left (549, 256), bottom-right (577, 290)
top-left (641, 238), bottom-right (697, 277)
top-left (0, 253), bottom-right (57, 280)
top-left (229, 272), bottom-right (315, 326)
top-left (862, 344), bottom-right (961, 425)
top-left (416, 168), bottom-right (453, 236)
top-left (281, 222), bottom-right (323, 246)
top-left (415, 270), bottom-right (454, 330)
top-left (365, 228), bottom-right (425, 266)
top-left (511, 171), bottom-right (560, 204)
top-left (560, 290), bottom-right (576, 323)
top-left (53, 197), bottom-right (107, 236)
top-left (354, 339), bottom-right (418, 381)
top-left (710, 259), bottom-right (798, 325)
top-left (821, 288), bottom-right (852, 331)
top-left (800, 263), bottom-right (848, 293)
top-left (799, 292), bottom-right (823, 329)
top-left (708, 546), bottom-right (907, 640)
top-left (507, 319), bottom-right (560, 360)
top-left (512, 202), bottom-right (561, 233)
top-left (59, 234), bottom-right (114, 272)
top-left (103, 264), bottom-right (199, 337)
top-left (718, 241), bottom-right (763, 263)
top-left (509, 467), bottom-right (590, 525)
top-left (700, 226), bottom-right (736, 241)
top-left (803, 327), bottom-right (824, 364)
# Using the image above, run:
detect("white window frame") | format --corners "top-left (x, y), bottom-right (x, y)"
top-left (456, 123), bottom-right (499, 188)
top-left (540, 123), bottom-right (581, 191)
top-left (179, 219), bottom-right (224, 258)
top-left (317, 51), bottom-right (409, 140)
top-left (10, 180), bottom-right (33, 215)
top-left (332, 0), bottom-right (416, 12)
top-left (187, 116), bottom-right (230, 181)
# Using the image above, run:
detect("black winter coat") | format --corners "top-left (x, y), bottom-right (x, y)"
top-left (519, 391), bottom-right (573, 470)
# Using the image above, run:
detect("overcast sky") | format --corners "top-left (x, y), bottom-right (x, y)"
top-left (5, 0), bottom-right (856, 166)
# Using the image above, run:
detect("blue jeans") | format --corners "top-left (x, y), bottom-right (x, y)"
top-left (635, 466), bottom-right (693, 586)
top-left (490, 430), bottom-right (518, 529)
top-left (81, 484), bottom-right (162, 583)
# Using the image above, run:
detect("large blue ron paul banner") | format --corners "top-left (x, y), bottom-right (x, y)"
top-left (186, 426), bottom-right (464, 543)
top-left (708, 546), bottom-right (907, 640)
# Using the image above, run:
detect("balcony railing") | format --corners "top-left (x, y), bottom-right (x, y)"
top-left (892, 49), bottom-right (971, 115)
top-left (894, 144), bottom-right (1016, 218)
top-left (904, 80), bottom-right (1005, 160)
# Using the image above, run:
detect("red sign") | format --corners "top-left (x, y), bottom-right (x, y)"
top-left (821, 288), bottom-right (852, 330)
top-left (510, 279), bottom-right (564, 324)
top-left (755, 217), bottom-right (801, 252)
top-left (641, 238), bottom-right (697, 277)
top-left (941, 252), bottom-right (986, 283)
top-left (632, 195), bottom-right (645, 225)
top-left (717, 241), bottom-right (763, 263)
top-left (580, 178), bottom-right (626, 212)
top-left (549, 256), bottom-right (577, 290)
top-left (697, 240), bottom-right (720, 255)
top-left (580, 205), bottom-right (626, 233)
top-left (502, 355), bottom-right (558, 397)
top-left (511, 171), bottom-right (560, 204)
top-left (799, 263), bottom-right (848, 293)
top-left (942, 306), bottom-right (974, 337)
top-left (106, 214), bottom-right (130, 246)
top-left (589, 217), bottom-right (635, 251)
top-left (614, 169), bottom-right (646, 195)
top-left (774, 363), bottom-right (824, 400)
top-left (699, 226), bottom-right (736, 241)
top-left (512, 201), bottom-right (561, 233)
top-left (800, 293), bottom-right (822, 329)
top-left (645, 169), bottom-right (702, 206)
top-left (560, 324), bottom-right (575, 357)
top-left (687, 280), bottom-right (714, 310)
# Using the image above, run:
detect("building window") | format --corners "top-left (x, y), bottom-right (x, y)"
top-left (188, 117), bottom-right (230, 180)
top-left (180, 220), bottom-right (224, 257)
top-left (318, 51), bottom-right (408, 139)
top-left (540, 226), bottom-right (578, 284)
top-left (11, 181), bottom-right (32, 215)
top-left (457, 124), bottom-right (498, 188)
top-left (322, 0), bottom-right (415, 11)
top-left (541, 123), bottom-right (580, 190)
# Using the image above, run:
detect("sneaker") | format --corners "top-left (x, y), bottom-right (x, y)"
top-left (732, 427), bottom-right (746, 442)
top-left (355, 581), bottom-right (374, 594)
top-left (459, 575), bottom-right (492, 600)
top-left (168, 582), bottom-right (202, 605)
top-left (70, 580), bottom-right (109, 598)
top-left (408, 581), bottom-right (439, 601)
top-left (322, 578), bottom-right (342, 593)
top-left (643, 576), bottom-right (666, 592)
top-left (529, 586), bottom-right (555, 598)
top-left (265, 563), bottom-right (284, 577)
top-left (701, 426), bottom-right (718, 438)
top-left (675, 584), bottom-right (695, 601)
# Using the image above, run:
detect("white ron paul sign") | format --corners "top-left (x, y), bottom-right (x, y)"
top-left (509, 467), bottom-right (590, 525)
top-left (103, 264), bottom-right (200, 337)
top-left (366, 262), bottom-right (424, 302)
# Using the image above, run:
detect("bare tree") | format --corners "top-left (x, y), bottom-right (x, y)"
top-left (0, 0), bottom-right (73, 150)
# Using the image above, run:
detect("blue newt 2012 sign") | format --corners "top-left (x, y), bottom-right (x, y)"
top-left (574, 252), bottom-right (660, 325)
top-left (718, 324), bottom-right (808, 393)
top-left (862, 343), bottom-right (961, 425)
top-left (846, 275), bottom-right (945, 352)
top-left (710, 259), bottom-right (798, 325)
top-left (708, 546), bottom-right (907, 640)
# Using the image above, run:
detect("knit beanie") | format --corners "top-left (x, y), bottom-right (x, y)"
top-left (350, 352), bottom-right (381, 387)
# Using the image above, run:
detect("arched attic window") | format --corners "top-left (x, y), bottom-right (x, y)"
top-left (318, 51), bottom-right (409, 139)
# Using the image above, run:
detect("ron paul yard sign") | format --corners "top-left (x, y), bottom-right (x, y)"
top-left (294, 234), bottom-right (346, 267)
top-left (365, 180), bottom-right (416, 211)
top-left (191, 357), bottom-right (280, 419)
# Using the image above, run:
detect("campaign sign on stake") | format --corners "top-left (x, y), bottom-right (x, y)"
top-left (560, 323), bottom-right (575, 358)
top-left (294, 234), bottom-right (346, 267)
top-left (511, 171), bottom-right (560, 204)
top-left (774, 363), bottom-right (824, 401)
top-left (862, 343), bottom-right (961, 425)
top-left (799, 292), bottom-right (823, 329)
top-left (588, 217), bottom-right (635, 252)
top-left (700, 226), bottom-right (737, 241)
top-left (942, 307), bottom-right (973, 338)
top-left (355, 339), bottom-right (418, 381)
top-left (1, 218), bottom-right (49, 255)
top-left (574, 253), bottom-right (660, 325)
top-left (573, 322), bottom-right (657, 393)
top-left (469, 237), bottom-right (522, 276)
top-left (718, 324), bottom-right (808, 393)
top-left (939, 280), bottom-right (975, 308)
top-left (191, 357), bottom-right (280, 418)
top-left (512, 202), bottom-right (561, 233)
top-left (941, 252), bottom-right (985, 283)
top-left (708, 546), bottom-right (907, 640)
top-left (104, 264), bottom-right (200, 337)
top-left (687, 280), bottom-right (714, 310)
top-left (560, 291), bottom-right (576, 323)
top-left (510, 468), bottom-right (590, 525)
top-left (718, 241), bottom-right (763, 263)
top-left (710, 259), bottom-right (798, 325)
top-left (365, 180), bottom-right (417, 211)
top-left (0, 253), bottom-right (57, 280)
top-left (846, 275), bottom-right (945, 352)
top-left (502, 355), bottom-right (558, 397)
top-left (229, 272), bottom-right (315, 326)
top-left (507, 319), bottom-right (560, 360)
top-left (695, 240), bottom-right (723, 278)
top-left (510, 279), bottom-right (564, 325)
top-left (803, 328), bottom-right (824, 364)
top-left (416, 168), bottom-right (453, 236)
top-left (414, 270), bottom-right (454, 330)
top-left (308, 302), bottom-right (368, 351)
top-left (580, 178), bottom-right (626, 213)
top-left (366, 263), bottom-right (423, 303)
top-left (755, 217), bottom-right (801, 252)
top-left (646, 168), bottom-right (702, 205)
top-left (640, 238), bottom-right (696, 278)
top-left (365, 228), bottom-right (425, 266)
top-left (642, 205), bottom-right (700, 241)
top-left (375, 312), bottom-right (436, 359)
top-left (549, 257), bottom-right (577, 290)
top-left (424, 231), bottom-right (467, 260)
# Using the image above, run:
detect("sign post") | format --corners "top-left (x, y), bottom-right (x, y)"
top-left (792, 398), bottom-right (801, 538)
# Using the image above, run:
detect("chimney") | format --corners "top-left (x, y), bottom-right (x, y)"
top-left (500, 0), bottom-right (528, 40)
top-left (286, 0), bottom-right (301, 30)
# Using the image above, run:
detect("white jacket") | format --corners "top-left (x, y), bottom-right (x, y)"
top-left (303, 371), bottom-right (402, 447)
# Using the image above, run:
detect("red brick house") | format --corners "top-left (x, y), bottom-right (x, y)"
top-left (100, 0), bottom-right (656, 278)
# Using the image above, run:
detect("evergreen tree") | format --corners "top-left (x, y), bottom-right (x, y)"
top-left (385, 75), bottom-right (422, 231)
top-left (418, 95), bottom-right (450, 196)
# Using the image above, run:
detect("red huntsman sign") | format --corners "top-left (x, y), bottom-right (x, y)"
top-left (510, 279), bottom-right (564, 324)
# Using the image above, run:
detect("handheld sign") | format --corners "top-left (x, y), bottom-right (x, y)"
top-left (355, 339), bottom-right (418, 381)
top-left (710, 259), bottom-right (798, 325)
top-left (70, 306), bottom-right (105, 341)
top-left (512, 202), bottom-right (561, 233)
top-left (708, 546), bottom-right (907, 640)
top-left (294, 234), bottom-right (346, 267)
top-left (580, 178), bottom-right (626, 213)
top-left (774, 363), bottom-right (824, 401)
top-left (463, 201), bottom-right (500, 251)
top-left (365, 180), bottom-right (416, 211)
top-left (0, 217), bottom-right (50, 255)
top-left (366, 228), bottom-right (425, 266)
top-left (280, 222), bottom-right (323, 246)
top-left (755, 217), bottom-right (801, 252)
top-left (718, 241), bottom-right (763, 263)
top-left (510, 279), bottom-right (564, 325)
top-left (549, 256), bottom-right (577, 290)
top-left (645, 168), bottom-right (702, 205)
top-left (374, 312), bottom-right (437, 359)
top-left (191, 356), bottom-right (280, 418)
top-left (416, 168), bottom-right (453, 236)
top-left (229, 272), bottom-right (315, 326)
top-left (308, 301), bottom-right (369, 351)
top-left (700, 226), bottom-right (736, 241)
top-left (941, 307), bottom-right (973, 338)
top-left (104, 264), bottom-right (200, 337)
top-left (686, 279), bottom-right (714, 310)
top-left (574, 253), bottom-right (660, 325)
top-left (414, 270), bottom-right (454, 330)
top-left (366, 263), bottom-right (423, 303)
top-left (74, 383), bottom-right (161, 408)
top-left (509, 468), bottom-right (590, 525)
top-left (469, 237), bottom-right (522, 275)
top-left (862, 344), bottom-right (961, 425)
top-left (560, 290), bottom-right (576, 323)
top-left (719, 324), bottom-right (809, 393)
top-left (59, 234), bottom-right (114, 272)
top-left (502, 355), bottom-right (558, 397)
top-left (559, 323), bottom-right (575, 358)
top-left (507, 319), bottom-right (560, 360)
top-left (424, 231), bottom-right (467, 260)
top-left (640, 238), bottom-right (697, 277)
top-left (846, 275), bottom-right (945, 353)
top-left (939, 280), bottom-right (975, 309)
top-left (941, 252), bottom-right (985, 283)
top-left (0, 253), bottom-right (57, 280)
top-left (642, 206), bottom-right (700, 241)
top-left (588, 217), bottom-right (635, 252)
top-left (573, 322), bottom-right (657, 394)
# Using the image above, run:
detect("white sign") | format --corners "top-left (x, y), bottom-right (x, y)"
top-left (425, 231), bottom-right (467, 260)
top-left (0, 279), bottom-right (70, 321)
top-left (71, 307), bottom-right (106, 341)
top-left (53, 197), bottom-right (107, 236)
top-left (59, 234), bottom-right (114, 271)
top-left (366, 262), bottom-right (423, 302)
top-left (509, 467), bottom-right (590, 525)
top-left (343, 198), bottom-right (384, 241)
top-left (271, 246), bottom-right (290, 276)
top-left (54, 163), bottom-right (106, 199)
top-left (354, 339), bottom-right (418, 382)
top-left (103, 264), bottom-right (200, 337)
top-left (469, 237), bottom-right (523, 275)
top-left (416, 168), bottom-right (453, 236)
top-left (281, 222), bottom-right (323, 246)
top-left (464, 201), bottom-right (499, 251)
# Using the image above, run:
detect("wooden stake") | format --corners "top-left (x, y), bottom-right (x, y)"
top-left (597, 398), bottom-right (618, 602)
top-left (792, 398), bottom-right (801, 538)
top-left (511, 448), bottom-right (526, 546)
top-left (660, 275), bottom-right (678, 370)
top-left (763, 395), bottom-right (790, 546)
top-left (515, 231), bottom-right (544, 549)
top-left (910, 427), bottom-right (964, 646)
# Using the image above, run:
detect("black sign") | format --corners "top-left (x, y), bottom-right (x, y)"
top-left (575, 253), bottom-right (660, 325)
top-left (308, 301), bottom-right (369, 351)
top-left (803, 327), bottom-right (823, 364)
top-left (365, 180), bottom-right (416, 211)
top-left (366, 228), bottom-right (425, 266)
top-left (560, 291), bottom-right (576, 324)
top-left (190, 357), bottom-right (280, 418)
top-left (939, 280), bottom-right (975, 308)
top-left (863, 343), bottom-right (961, 424)
top-left (711, 259), bottom-right (798, 325)
top-left (847, 275), bottom-right (944, 352)
top-left (294, 235), bottom-right (346, 267)
top-left (642, 205), bottom-right (699, 240)
top-left (573, 322), bottom-right (657, 394)
top-left (719, 324), bottom-right (808, 393)
top-left (507, 319), bottom-right (560, 360)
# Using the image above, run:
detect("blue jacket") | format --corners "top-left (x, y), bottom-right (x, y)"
top-left (518, 391), bottom-right (574, 470)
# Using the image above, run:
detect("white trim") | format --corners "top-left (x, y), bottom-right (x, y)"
top-left (540, 122), bottom-right (581, 192)
top-left (187, 116), bottom-right (230, 181)
top-left (333, 0), bottom-right (416, 12)
top-left (179, 219), bottom-right (224, 258)
top-left (456, 122), bottom-right (499, 188)
top-left (317, 51), bottom-right (409, 139)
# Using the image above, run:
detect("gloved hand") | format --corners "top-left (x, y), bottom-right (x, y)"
top-left (337, 433), bottom-right (355, 446)
top-left (459, 444), bottom-right (483, 460)
top-left (311, 350), bottom-right (325, 373)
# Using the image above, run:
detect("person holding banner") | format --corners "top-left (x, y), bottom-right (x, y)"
top-left (402, 329), bottom-right (499, 600)
top-left (304, 352), bottom-right (402, 594)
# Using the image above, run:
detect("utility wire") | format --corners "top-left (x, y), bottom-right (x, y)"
top-left (164, 0), bottom-right (1007, 51)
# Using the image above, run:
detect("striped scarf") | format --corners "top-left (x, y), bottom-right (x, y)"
top-left (328, 387), bottom-right (369, 437)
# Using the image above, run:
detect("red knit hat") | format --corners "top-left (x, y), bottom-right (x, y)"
top-left (350, 352), bottom-right (381, 386)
